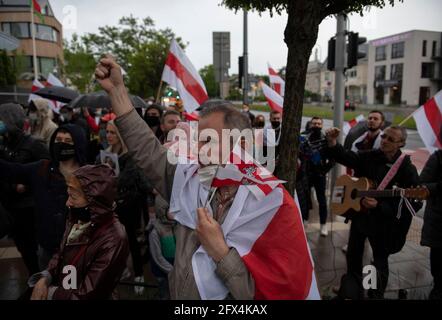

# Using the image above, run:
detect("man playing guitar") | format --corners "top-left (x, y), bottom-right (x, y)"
top-left (325, 126), bottom-right (423, 299)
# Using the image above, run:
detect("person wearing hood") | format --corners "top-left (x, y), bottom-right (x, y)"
top-left (0, 103), bottom-right (50, 276)
top-left (101, 120), bottom-right (152, 295)
top-left (143, 104), bottom-right (164, 141)
top-left (28, 99), bottom-right (58, 146)
top-left (299, 117), bottom-right (335, 236)
top-left (0, 124), bottom-right (88, 271)
top-left (29, 164), bottom-right (129, 300)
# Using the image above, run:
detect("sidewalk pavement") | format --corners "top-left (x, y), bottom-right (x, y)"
top-left (0, 208), bottom-right (434, 300)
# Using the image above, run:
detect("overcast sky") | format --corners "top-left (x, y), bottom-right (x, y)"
top-left (50, 0), bottom-right (442, 75)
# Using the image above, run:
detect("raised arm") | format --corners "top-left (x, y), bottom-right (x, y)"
top-left (94, 55), bottom-right (176, 201)
top-left (325, 127), bottom-right (362, 170)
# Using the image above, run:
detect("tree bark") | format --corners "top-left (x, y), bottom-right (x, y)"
top-left (275, 0), bottom-right (323, 196)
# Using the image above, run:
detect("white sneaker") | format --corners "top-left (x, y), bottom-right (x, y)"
top-left (134, 276), bottom-right (145, 295)
top-left (320, 224), bottom-right (328, 237)
top-left (342, 244), bottom-right (348, 253)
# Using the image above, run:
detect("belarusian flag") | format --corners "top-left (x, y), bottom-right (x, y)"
top-left (30, 0), bottom-right (44, 23)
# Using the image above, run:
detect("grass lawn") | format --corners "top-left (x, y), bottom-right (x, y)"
top-left (236, 104), bottom-right (417, 130)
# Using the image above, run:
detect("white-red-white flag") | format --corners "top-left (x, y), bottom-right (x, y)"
top-left (260, 81), bottom-right (283, 113)
top-left (170, 148), bottom-right (320, 300)
top-left (268, 63), bottom-right (285, 97)
top-left (47, 73), bottom-right (64, 87)
top-left (162, 39), bottom-right (209, 113)
top-left (343, 114), bottom-right (365, 135)
top-left (47, 73), bottom-right (66, 114)
top-left (29, 79), bottom-right (45, 102)
top-left (413, 90), bottom-right (442, 152)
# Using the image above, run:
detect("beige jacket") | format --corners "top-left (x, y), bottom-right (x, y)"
top-left (115, 109), bottom-right (255, 299)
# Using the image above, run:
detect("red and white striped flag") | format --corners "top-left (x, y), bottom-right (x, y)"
top-left (171, 149), bottom-right (320, 299)
top-left (210, 147), bottom-right (285, 200)
top-left (413, 90), bottom-right (442, 152)
top-left (47, 73), bottom-right (64, 87)
top-left (268, 63), bottom-right (285, 97)
top-left (260, 81), bottom-right (283, 113)
top-left (162, 39), bottom-right (209, 113)
top-left (343, 114), bottom-right (365, 135)
top-left (47, 73), bottom-right (65, 113)
top-left (28, 79), bottom-right (45, 103)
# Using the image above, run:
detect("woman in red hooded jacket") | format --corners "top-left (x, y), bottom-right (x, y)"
top-left (29, 164), bottom-right (129, 300)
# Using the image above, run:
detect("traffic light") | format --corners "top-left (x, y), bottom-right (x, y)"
top-left (347, 32), bottom-right (367, 69)
top-left (238, 56), bottom-right (244, 88)
top-left (327, 37), bottom-right (336, 71)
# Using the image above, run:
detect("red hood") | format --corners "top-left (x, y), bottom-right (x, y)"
top-left (73, 164), bottom-right (117, 225)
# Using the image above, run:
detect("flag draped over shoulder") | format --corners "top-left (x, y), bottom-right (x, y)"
top-left (161, 40), bottom-right (208, 113)
top-left (169, 141), bottom-right (320, 300)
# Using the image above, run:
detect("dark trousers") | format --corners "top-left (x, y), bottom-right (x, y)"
top-left (308, 174), bottom-right (328, 225)
top-left (345, 217), bottom-right (390, 299)
top-left (430, 247), bottom-right (442, 300)
top-left (120, 215), bottom-right (144, 277)
top-left (11, 207), bottom-right (39, 276)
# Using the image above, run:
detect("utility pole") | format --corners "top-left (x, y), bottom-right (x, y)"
top-left (329, 14), bottom-right (347, 216)
top-left (333, 14), bottom-right (347, 144)
top-left (243, 9), bottom-right (249, 105)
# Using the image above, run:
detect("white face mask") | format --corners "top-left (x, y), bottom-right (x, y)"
top-left (197, 164), bottom-right (219, 188)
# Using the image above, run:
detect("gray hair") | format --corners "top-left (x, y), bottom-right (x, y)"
top-left (388, 125), bottom-right (407, 142)
top-left (198, 99), bottom-right (252, 131)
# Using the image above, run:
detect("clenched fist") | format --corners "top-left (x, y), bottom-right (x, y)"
top-left (95, 54), bottom-right (124, 93)
top-left (196, 207), bottom-right (229, 263)
top-left (325, 127), bottom-right (341, 147)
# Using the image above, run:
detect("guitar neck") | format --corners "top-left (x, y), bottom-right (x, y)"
top-left (356, 189), bottom-right (402, 198)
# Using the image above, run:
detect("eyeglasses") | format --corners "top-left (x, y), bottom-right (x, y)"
top-left (380, 134), bottom-right (402, 143)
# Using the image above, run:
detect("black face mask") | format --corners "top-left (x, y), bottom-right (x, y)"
top-left (254, 122), bottom-right (265, 129)
top-left (310, 127), bottom-right (322, 139)
top-left (145, 116), bottom-right (160, 128)
top-left (69, 206), bottom-right (91, 222)
top-left (53, 142), bottom-right (76, 161)
top-left (271, 121), bottom-right (281, 129)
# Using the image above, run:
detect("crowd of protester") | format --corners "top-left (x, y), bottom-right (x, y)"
top-left (0, 60), bottom-right (441, 300)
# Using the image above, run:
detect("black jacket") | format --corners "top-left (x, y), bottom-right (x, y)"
top-left (420, 150), bottom-right (442, 248)
top-left (0, 124), bottom-right (88, 252)
top-left (327, 144), bottom-right (423, 252)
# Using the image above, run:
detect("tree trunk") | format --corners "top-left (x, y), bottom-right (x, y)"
top-left (275, 0), bottom-right (323, 196)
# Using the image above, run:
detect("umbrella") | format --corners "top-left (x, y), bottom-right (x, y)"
top-left (343, 120), bottom-right (392, 150)
top-left (68, 91), bottom-right (148, 110)
top-left (34, 86), bottom-right (79, 103)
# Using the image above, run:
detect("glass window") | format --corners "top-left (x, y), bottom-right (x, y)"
top-left (421, 63), bottom-right (435, 79)
top-left (432, 41), bottom-right (437, 57)
top-left (375, 46), bottom-right (386, 61)
top-left (375, 66), bottom-right (386, 81)
top-left (2, 22), bottom-right (30, 38)
top-left (39, 57), bottom-right (56, 78)
top-left (391, 42), bottom-right (405, 59)
top-left (422, 40), bottom-right (427, 57)
top-left (36, 24), bottom-right (55, 42)
top-left (390, 64), bottom-right (403, 81)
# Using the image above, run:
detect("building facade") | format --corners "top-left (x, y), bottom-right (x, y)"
top-left (367, 30), bottom-right (442, 106)
top-left (0, 0), bottom-right (63, 83)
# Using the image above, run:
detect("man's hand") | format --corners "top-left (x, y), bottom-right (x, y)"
top-left (16, 184), bottom-right (26, 193)
top-left (361, 197), bottom-right (378, 209)
top-left (196, 207), bottom-right (229, 263)
top-left (95, 54), bottom-right (124, 93)
top-left (325, 127), bottom-right (340, 147)
top-left (31, 278), bottom-right (48, 300)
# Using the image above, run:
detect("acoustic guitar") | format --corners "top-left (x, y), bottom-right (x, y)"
top-left (331, 175), bottom-right (429, 216)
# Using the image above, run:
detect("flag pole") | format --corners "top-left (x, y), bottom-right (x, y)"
top-left (30, 1), bottom-right (39, 81)
top-left (155, 80), bottom-right (163, 103)
top-left (398, 109), bottom-right (418, 127)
